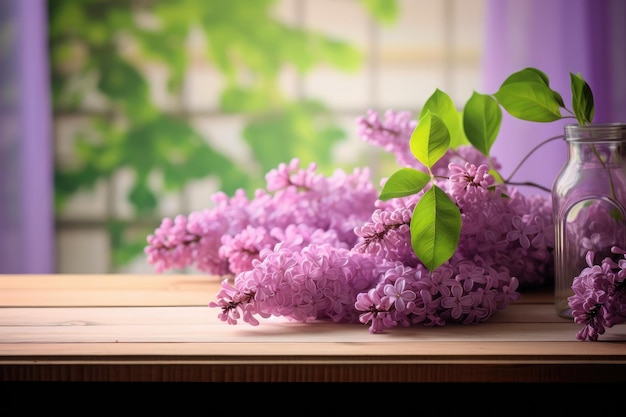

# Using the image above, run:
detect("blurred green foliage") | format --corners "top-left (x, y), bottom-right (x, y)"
top-left (48, 0), bottom-right (398, 268)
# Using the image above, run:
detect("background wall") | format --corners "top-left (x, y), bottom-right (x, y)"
top-left (3, 0), bottom-right (622, 275)
top-left (50, 0), bottom-right (486, 274)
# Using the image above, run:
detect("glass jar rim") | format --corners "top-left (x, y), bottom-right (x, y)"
top-left (565, 123), bottom-right (626, 142)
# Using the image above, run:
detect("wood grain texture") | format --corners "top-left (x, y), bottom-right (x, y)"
top-left (0, 274), bottom-right (625, 382)
top-left (0, 274), bottom-right (223, 306)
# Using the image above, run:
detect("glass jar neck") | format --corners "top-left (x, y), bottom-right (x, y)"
top-left (565, 123), bottom-right (626, 166)
top-left (568, 141), bottom-right (625, 165)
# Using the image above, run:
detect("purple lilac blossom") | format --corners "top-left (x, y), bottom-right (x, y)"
top-left (568, 246), bottom-right (626, 341)
top-left (147, 109), bottom-right (558, 334)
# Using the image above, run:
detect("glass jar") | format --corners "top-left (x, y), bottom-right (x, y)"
top-left (552, 123), bottom-right (626, 318)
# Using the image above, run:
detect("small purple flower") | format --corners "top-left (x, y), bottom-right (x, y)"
top-left (440, 282), bottom-right (474, 320)
top-left (506, 215), bottom-right (539, 249)
top-left (383, 278), bottom-right (416, 312)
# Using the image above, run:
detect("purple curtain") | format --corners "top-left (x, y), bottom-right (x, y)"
top-left (482, 0), bottom-right (626, 194)
top-left (0, 0), bottom-right (54, 273)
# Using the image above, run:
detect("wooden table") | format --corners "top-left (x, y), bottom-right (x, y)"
top-left (1, 274), bottom-right (625, 383)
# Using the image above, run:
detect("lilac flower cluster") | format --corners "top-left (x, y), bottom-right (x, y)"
top-left (146, 109), bottom-right (555, 334)
top-left (568, 247), bottom-right (626, 341)
top-left (356, 110), bottom-right (554, 286)
top-left (146, 159), bottom-right (378, 275)
top-left (565, 202), bottom-right (626, 260)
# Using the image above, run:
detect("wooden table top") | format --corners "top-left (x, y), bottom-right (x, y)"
top-left (1, 274), bottom-right (625, 383)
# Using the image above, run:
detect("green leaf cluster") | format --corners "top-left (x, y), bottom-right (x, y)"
top-left (380, 67), bottom-right (595, 272)
top-left (48, 0), bottom-right (399, 268)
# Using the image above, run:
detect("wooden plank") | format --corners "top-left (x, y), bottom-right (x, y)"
top-left (0, 274), bottom-right (217, 289)
top-left (0, 274), bottom-right (554, 306)
top-left (0, 323), bottom-right (600, 344)
top-left (0, 274), bottom-right (224, 306)
top-left (0, 303), bottom-right (569, 326)
top-left (1, 306), bottom-right (625, 345)
top-left (2, 360), bottom-right (625, 383)
top-left (1, 320), bottom-right (620, 344)
top-left (2, 340), bottom-right (626, 357)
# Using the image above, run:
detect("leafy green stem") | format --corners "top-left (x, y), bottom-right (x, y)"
top-left (380, 67), bottom-right (596, 272)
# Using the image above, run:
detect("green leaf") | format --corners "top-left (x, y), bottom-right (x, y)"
top-left (504, 67), bottom-right (565, 107)
top-left (419, 89), bottom-right (468, 149)
top-left (243, 100), bottom-right (345, 178)
top-left (316, 38), bottom-right (364, 71)
top-left (496, 67), bottom-right (550, 90)
top-left (409, 112), bottom-right (450, 169)
top-left (358, 0), bottom-right (399, 25)
top-left (128, 181), bottom-right (157, 214)
top-left (220, 86), bottom-right (272, 113)
top-left (489, 167), bottom-right (505, 184)
top-left (519, 67), bottom-right (550, 84)
top-left (462, 92), bottom-right (502, 156)
top-left (570, 72), bottom-right (594, 125)
top-left (97, 57), bottom-right (148, 103)
top-left (410, 185), bottom-right (461, 272)
top-left (493, 68), bottom-right (563, 122)
top-left (379, 168), bottom-right (430, 200)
